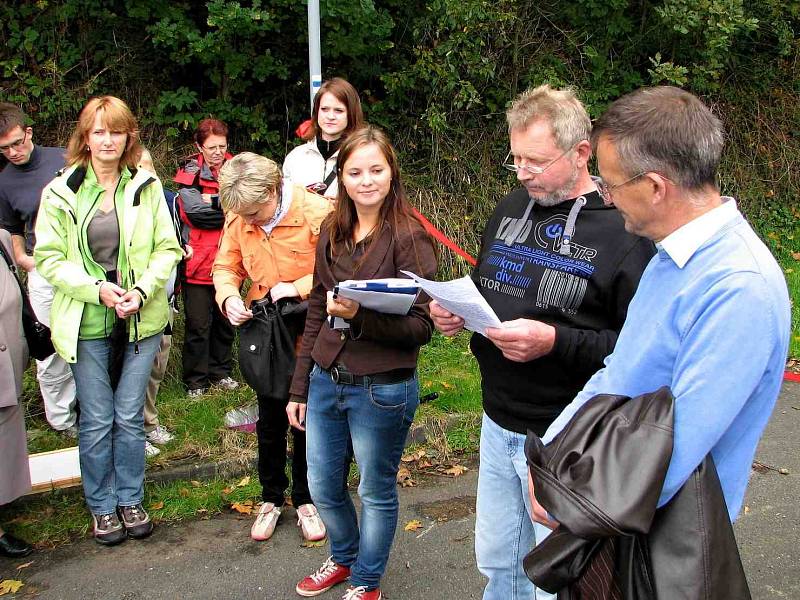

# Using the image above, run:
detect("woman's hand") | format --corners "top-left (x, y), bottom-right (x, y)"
top-left (115, 289), bottom-right (142, 319)
top-left (286, 401), bottom-right (307, 431)
top-left (270, 282), bottom-right (299, 302)
top-left (99, 281), bottom-right (125, 309)
top-left (183, 244), bottom-right (194, 261)
top-left (326, 291), bottom-right (360, 320)
top-left (224, 296), bottom-right (253, 326)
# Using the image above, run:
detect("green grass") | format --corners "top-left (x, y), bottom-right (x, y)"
top-left (417, 332), bottom-right (483, 414)
top-left (2, 473), bottom-right (264, 547)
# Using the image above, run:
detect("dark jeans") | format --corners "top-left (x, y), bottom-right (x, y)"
top-left (256, 393), bottom-right (311, 507)
top-left (181, 282), bottom-right (234, 390)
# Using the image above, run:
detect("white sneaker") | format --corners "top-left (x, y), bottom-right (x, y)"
top-left (215, 376), bottom-right (240, 391)
top-left (251, 502), bottom-right (281, 541)
top-left (297, 503), bottom-right (326, 541)
top-left (145, 441), bottom-right (161, 457)
top-left (146, 425), bottom-right (175, 445)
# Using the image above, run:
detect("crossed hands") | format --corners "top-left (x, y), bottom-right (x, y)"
top-left (99, 282), bottom-right (142, 319)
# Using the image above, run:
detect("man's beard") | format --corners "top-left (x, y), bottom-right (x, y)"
top-left (528, 162), bottom-right (579, 207)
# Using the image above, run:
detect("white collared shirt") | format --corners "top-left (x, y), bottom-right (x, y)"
top-left (657, 196), bottom-right (739, 268)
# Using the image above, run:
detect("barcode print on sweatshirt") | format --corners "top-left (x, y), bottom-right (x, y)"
top-left (537, 268), bottom-right (587, 312)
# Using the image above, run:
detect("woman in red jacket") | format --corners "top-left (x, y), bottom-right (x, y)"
top-left (174, 118), bottom-right (237, 397)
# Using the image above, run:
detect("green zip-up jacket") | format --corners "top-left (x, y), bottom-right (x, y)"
top-left (34, 164), bottom-right (183, 363)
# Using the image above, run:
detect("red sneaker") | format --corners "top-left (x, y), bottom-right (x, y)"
top-left (341, 586), bottom-right (382, 600)
top-left (296, 556), bottom-right (351, 597)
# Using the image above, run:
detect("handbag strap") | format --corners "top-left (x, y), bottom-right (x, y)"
top-left (322, 160), bottom-right (338, 189)
top-left (411, 207), bottom-right (477, 266)
top-left (0, 241), bottom-right (42, 323)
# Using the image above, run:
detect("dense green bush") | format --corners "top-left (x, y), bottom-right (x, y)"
top-left (1, 0), bottom-right (797, 348)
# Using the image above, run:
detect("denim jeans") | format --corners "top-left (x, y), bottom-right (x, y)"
top-left (70, 333), bottom-right (162, 515)
top-left (476, 413), bottom-right (556, 600)
top-left (306, 364), bottom-right (419, 590)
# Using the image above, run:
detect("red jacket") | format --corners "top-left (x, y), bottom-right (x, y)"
top-left (174, 152), bottom-right (233, 285)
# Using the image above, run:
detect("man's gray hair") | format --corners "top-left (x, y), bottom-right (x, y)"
top-left (506, 85), bottom-right (592, 151)
top-left (219, 152), bottom-right (282, 213)
top-left (591, 86), bottom-right (724, 191)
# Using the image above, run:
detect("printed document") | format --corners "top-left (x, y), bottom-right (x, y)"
top-left (400, 271), bottom-right (501, 335)
top-left (330, 278), bottom-right (420, 330)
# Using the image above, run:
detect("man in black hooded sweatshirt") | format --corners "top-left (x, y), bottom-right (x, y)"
top-left (429, 85), bottom-right (655, 600)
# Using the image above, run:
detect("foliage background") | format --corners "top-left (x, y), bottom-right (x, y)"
top-left (1, 0), bottom-right (798, 355)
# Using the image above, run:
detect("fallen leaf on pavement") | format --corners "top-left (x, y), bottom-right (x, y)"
top-left (16, 562), bottom-right (33, 570)
top-left (235, 476), bottom-right (251, 488)
top-left (301, 539), bottom-right (326, 548)
top-left (231, 500), bottom-right (254, 515)
top-left (396, 467), bottom-right (416, 487)
top-left (444, 464), bottom-right (469, 477)
top-left (0, 580), bottom-right (24, 595)
top-left (744, 506), bottom-right (750, 514)
top-left (404, 520), bottom-right (423, 531)
top-left (149, 501), bottom-right (165, 511)
top-left (401, 449), bottom-right (426, 463)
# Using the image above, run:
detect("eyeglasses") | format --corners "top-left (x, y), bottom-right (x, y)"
top-left (202, 144), bottom-right (227, 154)
top-left (502, 144), bottom-right (576, 176)
top-left (0, 130), bottom-right (28, 154)
top-left (596, 172), bottom-right (648, 203)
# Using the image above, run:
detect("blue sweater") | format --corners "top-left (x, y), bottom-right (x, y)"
top-left (543, 199), bottom-right (790, 521)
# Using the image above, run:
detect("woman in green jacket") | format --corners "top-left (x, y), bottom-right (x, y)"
top-left (34, 96), bottom-right (182, 546)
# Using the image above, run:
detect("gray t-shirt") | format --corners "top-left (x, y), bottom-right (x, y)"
top-left (87, 206), bottom-right (120, 272)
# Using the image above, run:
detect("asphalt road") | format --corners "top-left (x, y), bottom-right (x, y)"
top-left (2, 382), bottom-right (798, 599)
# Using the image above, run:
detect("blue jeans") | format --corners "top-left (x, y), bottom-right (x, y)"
top-left (306, 364), bottom-right (419, 590)
top-left (476, 413), bottom-right (556, 600)
top-left (70, 333), bottom-right (162, 515)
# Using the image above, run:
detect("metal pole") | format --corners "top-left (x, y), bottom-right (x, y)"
top-left (308, 0), bottom-right (322, 114)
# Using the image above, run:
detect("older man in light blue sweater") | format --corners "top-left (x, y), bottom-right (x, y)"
top-left (533, 86), bottom-right (791, 524)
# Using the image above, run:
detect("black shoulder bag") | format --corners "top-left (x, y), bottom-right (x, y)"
top-left (238, 295), bottom-right (308, 399)
top-left (0, 243), bottom-right (56, 360)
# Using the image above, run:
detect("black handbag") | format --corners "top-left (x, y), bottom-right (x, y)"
top-left (0, 243), bottom-right (56, 360)
top-left (238, 295), bottom-right (307, 398)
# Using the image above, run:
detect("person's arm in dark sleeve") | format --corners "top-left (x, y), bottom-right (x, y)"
top-left (549, 237), bottom-right (655, 375)
top-left (289, 249), bottom-right (330, 403)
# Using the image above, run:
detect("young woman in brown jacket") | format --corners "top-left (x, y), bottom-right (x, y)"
top-left (287, 127), bottom-right (438, 600)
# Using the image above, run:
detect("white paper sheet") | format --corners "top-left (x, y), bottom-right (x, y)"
top-left (401, 271), bottom-right (501, 335)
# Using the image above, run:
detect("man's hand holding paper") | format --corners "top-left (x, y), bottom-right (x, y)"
top-left (486, 318), bottom-right (556, 362)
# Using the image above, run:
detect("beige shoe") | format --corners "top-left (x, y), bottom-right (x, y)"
top-left (297, 503), bottom-right (326, 541)
top-left (250, 502), bottom-right (281, 541)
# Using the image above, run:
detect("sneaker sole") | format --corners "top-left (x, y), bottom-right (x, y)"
top-left (295, 578), bottom-right (348, 598)
top-left (126, 522), bottom-right (154, 539)
top-left (94, 530), bottom-right (128, 546)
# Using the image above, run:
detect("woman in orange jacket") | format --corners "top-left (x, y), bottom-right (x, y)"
top-left (213, 152), bottom-right (332, 543)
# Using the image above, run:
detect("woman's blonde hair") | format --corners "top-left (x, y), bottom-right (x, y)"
top-left (218, 152), bottom-right (282, 213)
top-left (66, 96), bottom-right (141, 169)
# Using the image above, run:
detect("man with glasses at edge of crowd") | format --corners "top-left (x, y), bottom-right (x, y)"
top-left (0, 102), bottom-right (78, 437)
top-left (531, 86), bottom-right (790, 548)
top-left (429, 85), bottom-right (654, 600)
